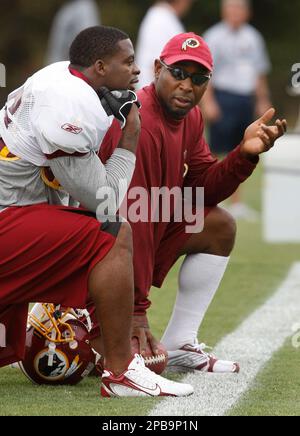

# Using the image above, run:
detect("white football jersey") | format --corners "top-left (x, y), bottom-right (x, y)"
top-left (0, 61), bottom-right (113, 166)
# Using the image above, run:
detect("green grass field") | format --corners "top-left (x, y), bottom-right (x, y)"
top-left (0, 166), bottom-right (299, 416)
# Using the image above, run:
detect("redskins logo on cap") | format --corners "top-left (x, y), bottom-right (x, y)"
top-left (182, 38), bottom-right (200, 51)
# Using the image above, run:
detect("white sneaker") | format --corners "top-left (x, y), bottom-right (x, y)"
top-left (101, 354), bottom-right (194, 397)
top-left (167, 341), bottom-right (240, 374)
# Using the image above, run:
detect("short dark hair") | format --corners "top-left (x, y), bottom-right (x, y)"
top-left (69, 26), bottom-right (129, 67)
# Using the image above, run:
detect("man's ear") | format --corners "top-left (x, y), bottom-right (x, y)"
top-left (154, 59), bottom-right (162, 80)
top-left (94, 59), bottom-right (106, 77)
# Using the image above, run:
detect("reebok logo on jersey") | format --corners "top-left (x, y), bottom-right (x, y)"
top-left (61, 123), bottom-right (83, 135)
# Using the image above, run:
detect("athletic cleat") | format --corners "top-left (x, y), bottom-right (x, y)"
top-left (101, 354), bottom-right (194, 397)
top-left (167, 341), bottom-right (240, 374)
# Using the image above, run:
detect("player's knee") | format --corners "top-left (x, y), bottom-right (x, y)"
top-left (215, 208), bottom-right (237, 252)
top-left (208, 207), bottom-right (236, 255)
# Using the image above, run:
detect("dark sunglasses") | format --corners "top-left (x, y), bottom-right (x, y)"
top-left (160, 60), bottom-right (212, 86)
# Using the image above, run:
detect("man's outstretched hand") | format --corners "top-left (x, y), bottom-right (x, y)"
top-left (240, 108), bottom-right (287, 160)
top-left (132, 315), bottom-right (161, 356)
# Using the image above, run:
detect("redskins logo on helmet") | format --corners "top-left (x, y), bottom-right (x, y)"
top-left (182, 38), bottom-right (201, 51)
top-left (18, 303), bottom-right (99, 385)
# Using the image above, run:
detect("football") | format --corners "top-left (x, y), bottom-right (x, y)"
top-left (131, 337), bottom-right (168, 375)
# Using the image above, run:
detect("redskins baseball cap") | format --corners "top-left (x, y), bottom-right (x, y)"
top-left (160, 32), bottom-right (213, 72)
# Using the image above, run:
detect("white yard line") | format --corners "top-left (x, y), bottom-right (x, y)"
top-left (150, 262), bottom-right (300, 416)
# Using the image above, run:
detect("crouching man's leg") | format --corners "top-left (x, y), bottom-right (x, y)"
top-left (89, 222), bottom-right (194, 397)
top-left (161, 207), bottom-right (240, 373)
top-left (88, 222), bottom-right (134, 376)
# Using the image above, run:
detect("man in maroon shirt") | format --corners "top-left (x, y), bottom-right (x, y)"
top-left (90, 32), bottom-right (287, 373)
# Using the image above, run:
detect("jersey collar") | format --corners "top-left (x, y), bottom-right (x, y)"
top-left (68, 66), bottom-right (92, 86)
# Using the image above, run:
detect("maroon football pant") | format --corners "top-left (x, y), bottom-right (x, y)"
top-left (0, 204), bottom-right (116, 367)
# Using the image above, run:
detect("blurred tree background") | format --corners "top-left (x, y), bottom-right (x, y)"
top-left (0, 0), bottom-right (299, 126)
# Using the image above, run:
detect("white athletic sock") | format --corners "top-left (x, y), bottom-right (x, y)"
top-left (161, 253), bottom-right (230, 351)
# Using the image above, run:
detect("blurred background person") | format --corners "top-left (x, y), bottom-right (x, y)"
top-left (287, 67), bottom-right (300, 133)
top-left (46, 0), bottom-right (101, 64)
top-left (202, 0), bottom-right (272, 220)
top-left (135, 0), bottom-right (195, 88)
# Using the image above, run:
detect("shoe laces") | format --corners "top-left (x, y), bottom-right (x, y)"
top-left (191, 341), bottom-right (213, 357)
top-left (128, 354), bottom-right (160, 387)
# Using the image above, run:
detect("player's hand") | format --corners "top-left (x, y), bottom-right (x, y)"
top-left (240, 108), bottom-right (287, 159)
top-left (132, 314), bottom-right (161, 356)
top-left (98, 87), bottom-right (141, 130)
top-left (119, 103), bottom-right (141, 155)
top-left (124, 102), bottom-right (141, 136)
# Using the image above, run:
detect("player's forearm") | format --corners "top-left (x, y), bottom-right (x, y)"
top-left (104, 148), bottom-right (136, 211)
top-left (197, 146), bottom-right (258, 206)
top-left (49, 150), bottom-right (136, 214)
top-left (117, 104), bottom-right (141, 155)
top-left (117, 129), bottom-right (139, 155)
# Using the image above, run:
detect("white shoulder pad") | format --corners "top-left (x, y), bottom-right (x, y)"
top-left (32, 73), bottom-right (113, 159)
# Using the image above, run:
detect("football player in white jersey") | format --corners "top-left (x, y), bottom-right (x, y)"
top-left (0, 25), bottom-right (194, 397)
